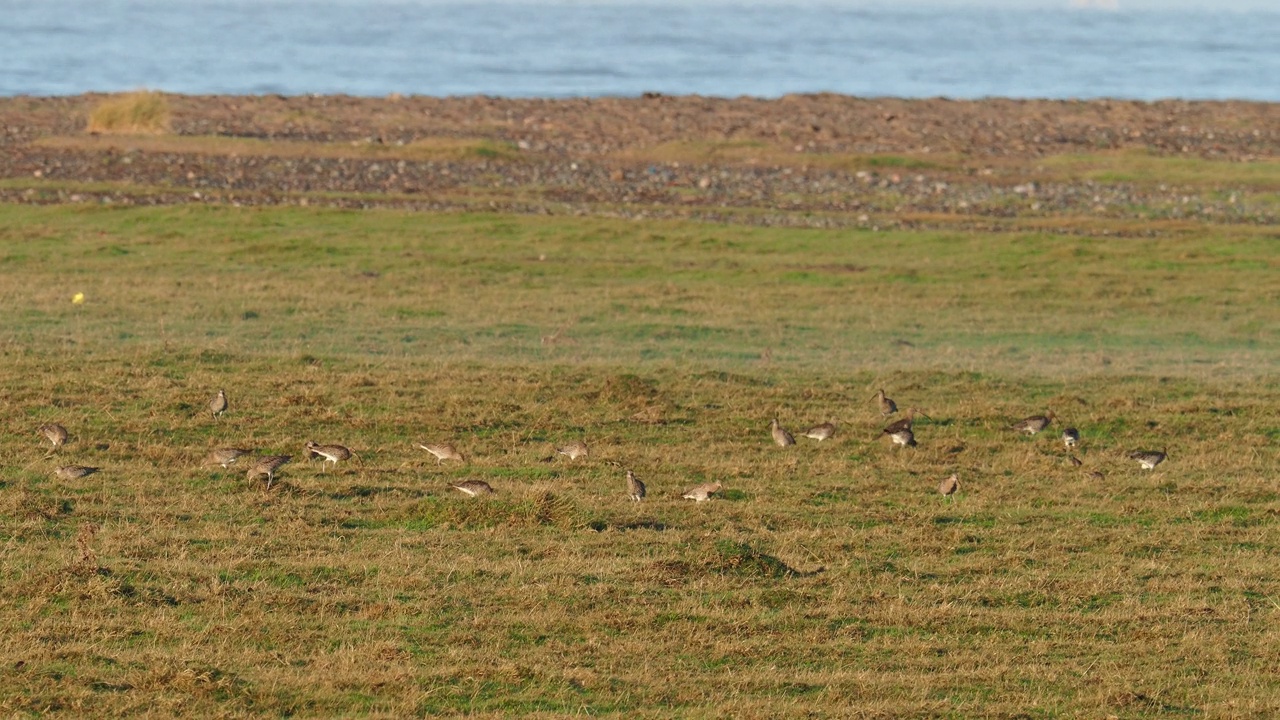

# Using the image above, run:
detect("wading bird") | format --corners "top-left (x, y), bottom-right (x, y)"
top-left (682, 481), bottom-right (722, 502)
top-left (452, 479), bottom-right (494, 497)
top-left (770, 418), bottom-right (795, 447)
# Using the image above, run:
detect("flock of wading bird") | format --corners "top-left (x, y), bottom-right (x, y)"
top-left (36, 387), bottom-right (1168, 502)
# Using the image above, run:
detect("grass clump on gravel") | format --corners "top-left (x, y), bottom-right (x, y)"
top-left (86, 90), bottom-right (171, 135)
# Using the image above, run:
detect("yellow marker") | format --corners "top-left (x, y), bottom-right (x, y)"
top-left (72, 292), bottom-right (85, 304)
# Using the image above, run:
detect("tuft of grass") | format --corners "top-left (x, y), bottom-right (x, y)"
top-left (710, 540), bottom-right (801, 578)
top-left (85, 91), bottom-right (171, 135)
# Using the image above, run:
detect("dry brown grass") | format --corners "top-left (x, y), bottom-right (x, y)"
top-left (84, 90), bottom-right (171, 135)
top-left (0, 203), bottom-right (1277, 716)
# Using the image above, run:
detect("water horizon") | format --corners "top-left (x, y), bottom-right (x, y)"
top-left (5, 1), bottom-right (1279, 101)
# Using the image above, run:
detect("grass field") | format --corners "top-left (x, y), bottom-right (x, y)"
top-left (1, 201), bottom-right (1278, 717)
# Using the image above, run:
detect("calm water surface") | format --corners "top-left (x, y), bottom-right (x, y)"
top-left (4, 1), bottom-right (1278, 99)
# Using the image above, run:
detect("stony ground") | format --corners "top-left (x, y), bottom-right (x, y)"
top-left (1, 93), bottom-right (1277, 229)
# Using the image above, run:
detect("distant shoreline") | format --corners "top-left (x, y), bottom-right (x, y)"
top-left (1, 93), bottom-right (1274, 229)
top-left (3, 93), bottom-right (1276, 160)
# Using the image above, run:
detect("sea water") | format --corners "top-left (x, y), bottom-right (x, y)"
top-left (3, 0), bottom-right (1278, 100)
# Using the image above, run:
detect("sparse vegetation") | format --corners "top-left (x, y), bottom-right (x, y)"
top-left (85, 90), bottom-right (171, 135)
top-left (0, 200), bottom-right (1276, 716)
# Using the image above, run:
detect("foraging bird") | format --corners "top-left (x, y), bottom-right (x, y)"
top-left (886, 427), bottom-right (917, 448)
top-left (883, 407), bottom-right (927, 436)
top-left (209, 389), bottom-right (228, 419)
top-left (1012, 411), bottom-right (1055, 435)
top-left (1088, 470), bottom-right (1106, 481)
top-left (872, 389), bottom-right (898, 417)
top-left (304, 441), bottom-right (352, 471)
top-left (418, 442), bottom-right (464, 464)
top-left (682, 481), bottom-right (722, 502)
top-left (1062, 427), bottom-right (1080, 450)
top-left (55, 465), bottom-right (98, 480)
top-left (938, 474), bottom-right (960, 498)
top-left (1068, 455), bottom-right (1083, 467)
top-left (40, 423), bottom-right (69, 451)
top-left (556, 440), bottom-right (590, 460)
top-left (800, 422), bottom-right (836, 442)
top-left (626, 470), bottom-right (646, 501)
top-left (1129, 449), bottom-right (1167, 470)
top-left (202, 447), bottom-right (251, 469)
top-left (770, 418), bottom-right (795, 447)
top-left (247, 455), bottom-right (291, 489)
top-left (452, 479), bottom-right (494, 497)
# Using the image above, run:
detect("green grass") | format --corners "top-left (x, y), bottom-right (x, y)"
top-left (35, 134), bottom-right (525, 163)
top-left (1038, 149), bottom-right (1280, 190)
top-left (1, 205), bottom-right (1275, 377)
top-left (1, 203), bottom-right (1278, 717)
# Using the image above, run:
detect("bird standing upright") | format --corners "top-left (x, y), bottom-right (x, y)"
top-left (872, 389), bottom-right (898, 417)
top-left (1062, 427), bottom-right (1080, 450)
top-left (938, 474), bottom-right (960, 498)
top-left (770, 418), bottom-right (795, 447)
top-left (209, 389), bottom-right (228, 419)
top-left (883, 407), bottom-right (927, 436)
top-left (626, 470), bottom-right (646, 501)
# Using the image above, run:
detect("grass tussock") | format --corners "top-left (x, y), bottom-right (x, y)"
top-left (85, 91), bottom-right (171, 135)
top-left (710, 539), bottom-right (803, 578)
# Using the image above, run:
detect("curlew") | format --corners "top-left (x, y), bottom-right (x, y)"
top-left (247, 454), bottom-right (291, 489)
top-left (626, 469), bottom-right (646, 501)
top-left (682, 481), bottom-right (722, 502)
top-left (1062, 427), bottom-right (1080, 450)
top-left (40, 423), bottom-right (69, 452)
top-left (886, 427), bottom-right (917, 448)
top-left (55, 465), bottom-right (98, 480)
top-left (1088, 470), bottom-right (1106, 481)
top-left (209, 389), bottom-right (228, 419)
top-left (305, 441), bottom-right (352, 471)
top-left (872, 389), bottom-right (898, 417)
top-left (770, 418), bottom-right (795, 447)
top-left (418, 442), bottom-right (464, 464)
top-left (882, 407), bottom-right (927, 436)
top-left (452, 479), bottom-right (494, 497)
top-left (938, 474), bottom-right (960, 498)
top-left (1129, 449), bottom-right (1167, 470)
top-left (1012, 411), bottom-right (1055, 435)
top-left (203, 447), bottom-right (251, 469)
top-left (556, 440), bottom-right (590, 460)
top-left (800, 422), bottom-right (836, 442)
top-left (1068, 455), bottom-right (1083, 467)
